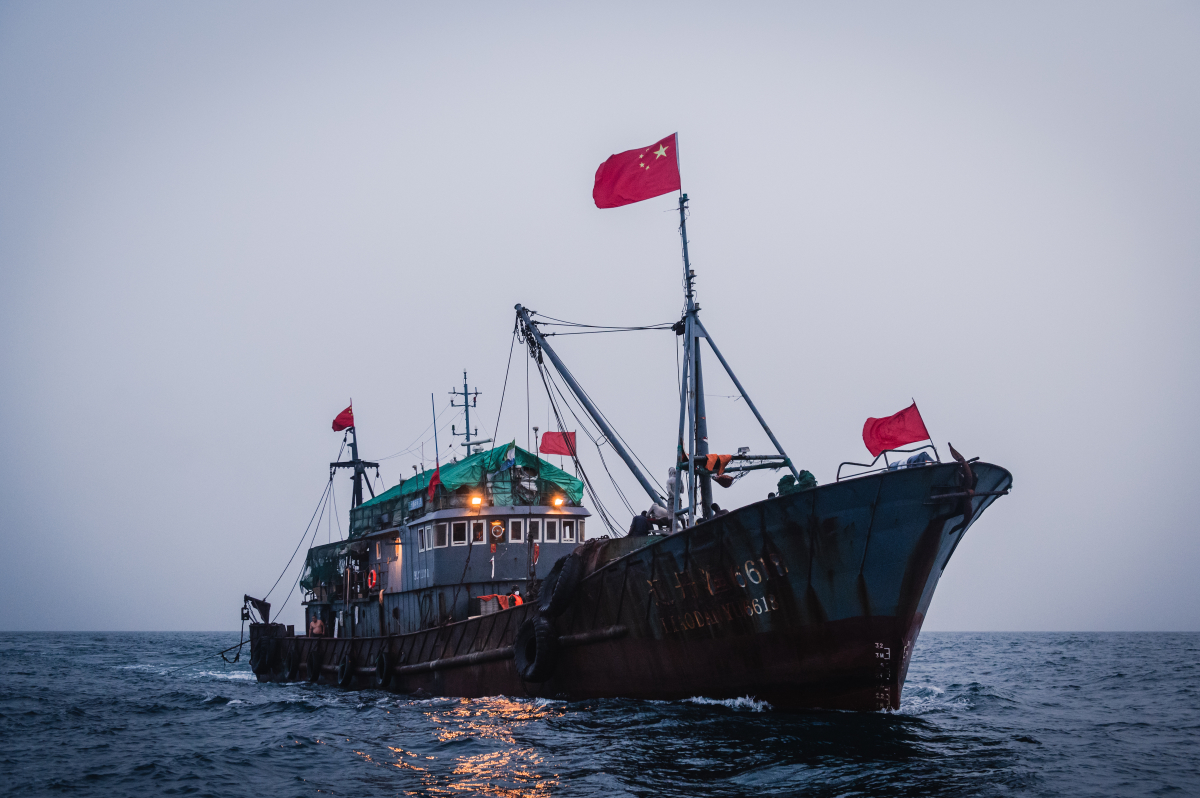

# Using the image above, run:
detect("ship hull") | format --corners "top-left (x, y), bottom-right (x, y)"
top-left (251, 461), bottom-right (1010, 711)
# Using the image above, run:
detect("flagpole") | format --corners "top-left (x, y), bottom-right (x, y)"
top-left (912, 398), bottom-right (940, 462)
top-left (431, 394), bottom-right (440, 469)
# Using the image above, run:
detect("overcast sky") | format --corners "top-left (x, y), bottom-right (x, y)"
top-left (2, 2), bottom-right (1197, 632)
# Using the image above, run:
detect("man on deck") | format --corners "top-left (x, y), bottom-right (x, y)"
top-left (308, 614), bottom-right (325, 637)
top-left (628, 511), bottom-right (652, 537)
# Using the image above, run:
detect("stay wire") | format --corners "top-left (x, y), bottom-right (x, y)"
top-left (545, 367), bottom-right (637, 521)
top-left (275, 485), bottom-right (332, 618)
top-left (537, 362), bottom-right (621, 535)
top-left (492, 322), bottom-right (518, 446)
top-left (262, 446), bottom-right (340, 601)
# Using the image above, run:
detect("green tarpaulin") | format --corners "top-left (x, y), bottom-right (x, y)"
top-left (348, 442), bottom-right (584, 538)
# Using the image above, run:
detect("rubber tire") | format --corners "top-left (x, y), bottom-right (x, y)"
top-left (537, 552), bottom-right (583, 618)
top-left (284, 644), bottom-right (301, 681)
top-left (374, 649), bottom-right (393, 690)
top-left (513, 615), bottom-right (558, 682)
top-left (306, 647), bottom-right (321, 683)
top-left (250, 637), bottom-right (274, 676)
top-left (336, 653), bottom-right (354, 687)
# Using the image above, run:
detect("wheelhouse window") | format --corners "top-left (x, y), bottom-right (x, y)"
top-left (528, 519), bottom-right (540, 542)
top-left (435, 523), bottom-right (449, 548)
top-left (544, 520), bottom-right (558, 542)
top-left (472, 521), bottom-right (485, 543)
top-left (509, 519), bottom-right (524, 543)
top-left (579, 519), bottom-right (585, 540)
top-left (561, 520), bottom-right (575, 543)
top-left (452, 521), bottom-right (468, 546)
top-left (417, 526), bottom-right (427, 551)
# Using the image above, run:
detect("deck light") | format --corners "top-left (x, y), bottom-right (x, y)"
top-left (471, 496), bottom-right (483, 506)
top-left (553, 496), bottom-right (564, 507)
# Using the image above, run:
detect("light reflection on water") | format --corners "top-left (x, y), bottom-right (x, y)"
top-left (2, 632), bottom-right (1198, 797)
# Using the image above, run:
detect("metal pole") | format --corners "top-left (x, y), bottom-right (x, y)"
top-left (693, 318), bottom-right (801, 480)
top-left (671, 333), bottom-right (691, 532)
top-left (515, 304), bottom-right (664, 507)
top-left (431, 394), bottom-right (440, 469)
top-left (350, 425), bottom-right (363, 507)
top-left (686, 316), bottom-right (697, 527)
top-left (694, 337), bottom-right (711, 520)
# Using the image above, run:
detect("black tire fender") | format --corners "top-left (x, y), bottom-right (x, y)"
top-left (537, 552), bottom-right (584, 618)
top-left (336, 652), bottom-right (354, 687)
top-left (306, 647), bottom-right (321, 683)
top-left (250, 637), bottom-right (274, 675)
top-left (513, 615), bottom-right (558, 682)
top-left (374, 649), bottom-right (393, 690)
top-left (283, 643), bottom-right (301, 680)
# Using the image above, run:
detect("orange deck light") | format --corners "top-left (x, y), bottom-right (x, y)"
top-left (471, 496), bottom-right (483, 506)
top-left (553, 496), bottom-right (564, 507)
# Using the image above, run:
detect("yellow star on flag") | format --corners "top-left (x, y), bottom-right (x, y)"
top-left (653, 144), bottom-right (668, 158)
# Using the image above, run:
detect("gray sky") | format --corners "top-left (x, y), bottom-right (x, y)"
top-left (2, 2), bottom-right (1197, 632)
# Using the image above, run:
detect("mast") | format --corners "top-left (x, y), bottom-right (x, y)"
top-left (452, 371), bottom-right (491, 453)
top-left (515, 304), bottom-right (665, 508)
top-left (329, 425), bottom-right (379, 509)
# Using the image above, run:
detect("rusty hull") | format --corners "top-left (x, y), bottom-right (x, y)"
top-left (251, 460), bottom-right (1011, 711)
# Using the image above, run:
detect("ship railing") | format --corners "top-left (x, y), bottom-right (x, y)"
top-left (836, 444), bottom-right (942, 482)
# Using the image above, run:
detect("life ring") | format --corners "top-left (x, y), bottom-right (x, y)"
top-left (537, 552), bottom-right (583, 618)
top-left (513, 615), bottom-right (558, 682)
top-left (367, 570), bottom-right (377, 589)
top-left (306, 647), bottom-right (321, 683)
top-left (374, 648), bottom-right (394, 689)
top-left (336, 652), bottom-right (355, 687)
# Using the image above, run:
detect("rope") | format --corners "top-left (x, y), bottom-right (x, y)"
top-left (492, 322), bottom-right (517, 446)
top-left (263, 475), bottom-right (335, 601)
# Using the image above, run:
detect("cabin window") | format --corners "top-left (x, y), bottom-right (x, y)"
top-left (417, 527), bottom-right (425, 552)
top-left (561, 520), bottom-right (575, 542)
top-left (376, 542), bottom-right (381, 559)
top-left (509, 519), bottom-right (524, 543)
top-left (472, 521), bottom-right (485, 543)
top-left (435, 523), bottom-right (449, 548)
top-left (452, 521), bottom-right (468, 545)
top-left (528, 519), bottom-right (540, 542)
top-left (579, 519), bottom-right (585, 540)
top-left (544, 520), bottom-right (558, 542)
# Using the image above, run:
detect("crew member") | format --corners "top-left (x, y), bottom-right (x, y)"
top-left (628, 511), bottom-right (652, 537)
top-left (648, 504), bottom-right (671, 530)
top-left (511, 588), bottom-right (524, 606)
top-left (308, 614), bottom-right (325, 637)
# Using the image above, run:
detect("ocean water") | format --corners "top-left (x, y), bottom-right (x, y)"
top-left (1, 632), bottom-right (1197, 797)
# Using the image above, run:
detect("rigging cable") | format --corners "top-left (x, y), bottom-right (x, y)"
top-left (275, 482), bottom-right (333, 618)
top-left (492, 321), bottom-right (518, 447)
top-left (534, 359), bottom-right (621, 535)
top-left (541, 363), bottom-right (636, 519)
top-left (262, 440), bottom-right (342, 601)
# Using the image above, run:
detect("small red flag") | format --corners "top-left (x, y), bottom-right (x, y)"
top-left (539, 431), bottom-right (577, 456)
top-left (427, 466), bottom-right (441, 500)
top-left (332, 404), bottom-right (354, 432)
top-left (862, 403), bottom-right (931, 457)
top-left (593, 133), bottom-right (681, 208)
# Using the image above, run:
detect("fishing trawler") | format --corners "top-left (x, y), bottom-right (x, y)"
top-left (244, 140), bottom-right (1011, 711)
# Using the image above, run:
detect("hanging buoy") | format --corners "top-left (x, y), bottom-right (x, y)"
top-left (367, 569), bottom-right (377, 589)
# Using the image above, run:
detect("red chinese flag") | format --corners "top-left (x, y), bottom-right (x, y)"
top-left (862, 403), bottom-right (931, 457)
top-left (332, 404), bottom-right (354, 432)
top-left (593, 133), bottom-right (681, 208)
top-left (427, 466), bottom-right (441, 500)
top-left (539, 431), bottom-right (577, 456)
